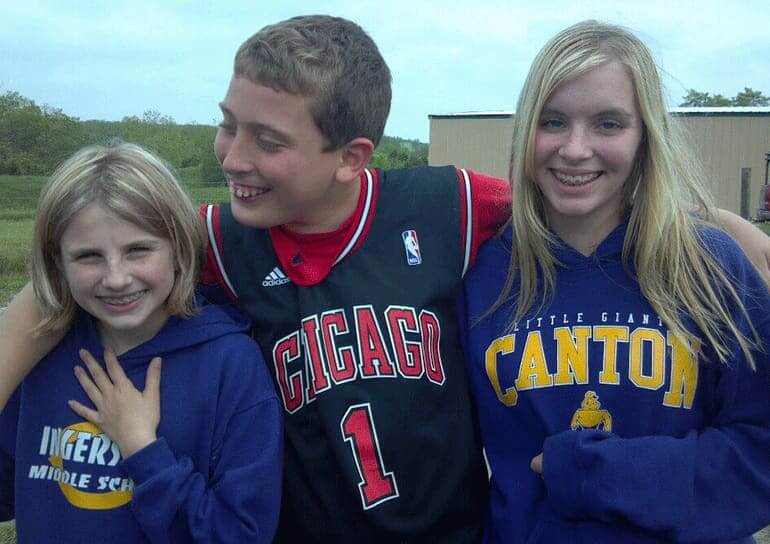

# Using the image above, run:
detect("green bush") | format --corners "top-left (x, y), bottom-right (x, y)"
top-left (199, 150), bottom-right (226, 185)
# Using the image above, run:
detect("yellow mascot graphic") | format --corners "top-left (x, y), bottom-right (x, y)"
top-left (570, 391), bottom-right (612, 431)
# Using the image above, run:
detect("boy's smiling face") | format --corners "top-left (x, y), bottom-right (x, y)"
top-left (215, 75), bottom-right (359, 233)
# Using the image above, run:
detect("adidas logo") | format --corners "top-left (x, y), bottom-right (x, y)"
top-left (262, 266), bottom-right (291, 287)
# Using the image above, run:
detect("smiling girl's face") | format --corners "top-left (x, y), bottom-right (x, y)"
top-left (534, 61), bottom-right (644, 245)
top-left (59, 203), bottom-right (175, 353)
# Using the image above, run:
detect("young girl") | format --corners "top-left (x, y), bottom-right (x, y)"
top-left (461, 21), bottom-right (770, 543)
top-left (0, 143), bottom-right (282, 543)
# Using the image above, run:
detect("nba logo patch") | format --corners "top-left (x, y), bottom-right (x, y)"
top-left (402, 230), bottom-right (422, 265)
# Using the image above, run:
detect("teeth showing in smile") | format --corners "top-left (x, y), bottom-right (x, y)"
top-left (100, 291), bottom-right (145, 306)
top-left (229, 182), bottom-right (269, 199)
top-left (552, 170), bottom-right (601, 186)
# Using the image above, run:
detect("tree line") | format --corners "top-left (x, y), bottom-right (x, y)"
top-left (679, 87), bottom-right (770, 107)
top-left (0, 91), bottom-right (429, 182)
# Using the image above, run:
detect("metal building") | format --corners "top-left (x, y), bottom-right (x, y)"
top-left (428, 107), bottom-right (770, 218)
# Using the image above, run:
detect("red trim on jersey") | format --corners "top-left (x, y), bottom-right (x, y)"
top-left (464, 170), bottom-right (511, 270)
top-left (268, 170), bottom-right (378, 286)
top-left (344, 169), bottom-right (378, 259)
top-left (199, 204), bottom-right (238, 302)
top-left (199, 170), bottom-right (505, 293)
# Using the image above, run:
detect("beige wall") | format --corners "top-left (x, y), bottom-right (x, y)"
top-left (429, 113), bottom-right (770, 217)
top-left (428, 115), bottom-right (513, 179)
top-left (677, 115), bottom-right (770, 216)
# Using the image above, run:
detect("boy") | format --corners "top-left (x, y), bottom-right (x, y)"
top-left (2, 13), bottom-right (770, 543)
top-left (202, 16), bottom-right (502, 541)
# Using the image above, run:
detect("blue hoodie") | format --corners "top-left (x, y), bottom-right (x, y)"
top-left (0, 300), bottom-right (282, 543)
top-left (461, 222), bottom-right (770, 543)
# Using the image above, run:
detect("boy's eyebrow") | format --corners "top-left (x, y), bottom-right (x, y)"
top-left (218, 103), bottom-right (293, 143)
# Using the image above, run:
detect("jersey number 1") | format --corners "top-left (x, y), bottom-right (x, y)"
top-left (341, 403), bottom-right (399, 509)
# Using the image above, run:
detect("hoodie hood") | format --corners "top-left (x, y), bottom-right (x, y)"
top-left (74, 296), bottom-right (250, 369)
top-left (500, 219), bottom-right (628, 270)
top-left (550, 220), bottom-right (627, 269)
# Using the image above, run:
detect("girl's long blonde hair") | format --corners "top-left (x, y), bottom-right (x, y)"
top-left (498, 20), bottom-right (758, 367)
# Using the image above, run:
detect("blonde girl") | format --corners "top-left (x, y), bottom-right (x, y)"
top-left (462, 21), bottom-right (770, 543)
top-left (0, 143), bottom-right (281, 543)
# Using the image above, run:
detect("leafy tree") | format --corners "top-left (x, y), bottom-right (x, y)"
top-left (0, 91), bottom-right (86, 175)
top-left (679, 87), bottom-right (769, 107)
top-left (370, 136), bottom-right (429, 169)
top-left (733, 87), bottom-right (770, 106)
top-left (141, 109), bottom-right (175, 125)
top-left (0, 91), bottom-right (36, 111)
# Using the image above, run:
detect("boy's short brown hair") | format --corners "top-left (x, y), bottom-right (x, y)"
top-left (234, 15), bottom-right (392, 150)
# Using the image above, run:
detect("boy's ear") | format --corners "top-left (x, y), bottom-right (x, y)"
top-left (335, 137), bottom-right (375, 184)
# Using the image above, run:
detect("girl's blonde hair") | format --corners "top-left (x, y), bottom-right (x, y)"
top-left (30, 142), bottom-right (205, 333)
top-left (500, 20), bottom-right (758, 366)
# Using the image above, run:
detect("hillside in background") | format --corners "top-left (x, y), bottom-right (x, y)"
top-left (0, 91), bottom-right (428, 182)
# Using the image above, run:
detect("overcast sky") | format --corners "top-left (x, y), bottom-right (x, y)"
top-left (2, 0), bottom-right (769, 142)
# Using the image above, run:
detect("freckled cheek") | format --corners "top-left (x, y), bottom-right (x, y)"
top-left (141, 256), bottom-right (176, 287)
top-left (62, 267), bottom-right (100, 299)
top-left (533, 133), bottom-right (560, 170)
top-left (602, 141), bottom-right (640, 174)
top-left (532, 148), bottom-right (557, 192)
top-left (142, 269), bottom-right (170, 287)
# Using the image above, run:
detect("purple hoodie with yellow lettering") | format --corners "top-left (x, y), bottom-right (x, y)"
top-left (0, 299), bottom-right (282, 543)
top-left (460, 222), bottom-right (770, 543)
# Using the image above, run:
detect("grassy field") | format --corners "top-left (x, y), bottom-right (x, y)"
top-left (0, 173), bottom-right (228, 307)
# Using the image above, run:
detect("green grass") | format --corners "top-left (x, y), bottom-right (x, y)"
top-left (0, 220), bottom-right (33, 276)
top-left (0, 520), bottom-right (14, 544)
top-left (184, 182), bottom-right (229, 205)
top-left (0, 176), bottom-right (45, 222)
top-left (0, 175), bottom-right (36, 306)
top-left (0, 175), bottom-right (229, 307)
top-left (0, 513), bottom-right (766, 543)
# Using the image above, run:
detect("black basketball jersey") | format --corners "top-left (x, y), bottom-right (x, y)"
top-left (207, 166), bottom-right (488, 543)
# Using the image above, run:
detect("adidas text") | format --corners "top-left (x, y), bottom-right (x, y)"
top-left (263, 267), bottom-right (290, 287)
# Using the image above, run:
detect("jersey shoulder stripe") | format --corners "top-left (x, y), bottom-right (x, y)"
top-left (205, 204), bottom-right (238, 301)
top-left (334, 168), bottom-right (376, 266)
top-left (458, 168), bottom-right (473, 278)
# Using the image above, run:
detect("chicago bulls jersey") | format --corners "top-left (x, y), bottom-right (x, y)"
top-left (206, 166), bottom-right (489, 542)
